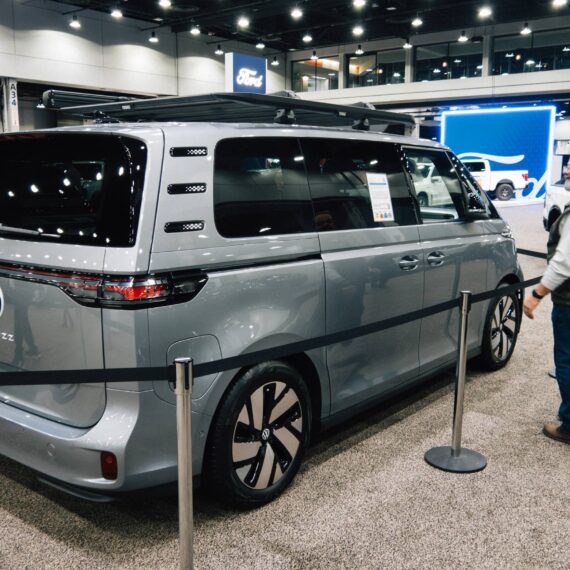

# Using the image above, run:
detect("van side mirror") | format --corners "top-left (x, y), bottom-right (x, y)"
top-left (464, 192), bottom-right (489, 221)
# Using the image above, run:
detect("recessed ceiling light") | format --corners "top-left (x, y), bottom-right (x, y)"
top-left (158, 0), bottom-right (171, 7)
top-left (302, 33), bottom-right (312, 43)
top-left (190, 25), bottom-right (200, 35)
top-left (355, 44), bottom-right (364, 55)
top-left (411, 16), bottom-right (423, 27)
top-left (310, 50), bottom-right (318, 60)
top-left (553, 0), bottom-right (568, 7)
top-left (521, 23), bottom-right (531, 35)
top-left (111, 8), bottom-right (123, 19)
top-left (215, 44), bottom-right (223, 55)
top-left (256, 41), bottom-right (265, 49)
top-left (353, 25), bottom-right (364, 36)
top-left (478, 6), bottom-right (492, 18)
top-left (291, 7), bottom-right (303, 19)
top-left (458, 30), bottom-right (468, 42)
top-left (353, 0), bottom-right (366, 8)
top-left (149, 31), bottom-right (159, 43)
top-left (237, 16), bottom-right (250, 28)
top-left (271, 56), bottom-right (280, 66)
top-left (69, 15), bottom-right (81, 29)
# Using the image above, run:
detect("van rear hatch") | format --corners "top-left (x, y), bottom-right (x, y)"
top-left (0, 132), bottom-right (147, 428)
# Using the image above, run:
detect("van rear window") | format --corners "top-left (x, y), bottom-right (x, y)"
top-left (0, 133), bottom-right (147, 247)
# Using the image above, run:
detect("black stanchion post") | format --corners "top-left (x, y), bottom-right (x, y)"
top-left (424, 291), bottom-right (487, 473)
top-left (175, 357), bottom-right (194, 570)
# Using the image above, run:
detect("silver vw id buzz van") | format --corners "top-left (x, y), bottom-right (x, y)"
top-left (0, 93), bottom-right (522, 507)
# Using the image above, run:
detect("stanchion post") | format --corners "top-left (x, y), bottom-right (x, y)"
top-left (175, 357), bottom-right (194, 570)
top-left (424, 291), bottom-right (487, 473)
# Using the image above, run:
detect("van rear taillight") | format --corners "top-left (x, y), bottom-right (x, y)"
top-left (0, 263), bottom-right (207, 308)
top-left (523, 173), bottom-right (529, 182)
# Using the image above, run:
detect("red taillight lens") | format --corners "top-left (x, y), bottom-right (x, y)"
top-left (523, 173), bottom-right (529, 181)
top-left (101, 451), bottom-right (118, 480)
top-left (102, 276), bottom-right (170, 302)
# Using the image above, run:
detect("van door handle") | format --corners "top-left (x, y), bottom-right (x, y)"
top-left (427, 251), bottom-right (446, 266)
top-left (399, 256), bottom-right (419, 271)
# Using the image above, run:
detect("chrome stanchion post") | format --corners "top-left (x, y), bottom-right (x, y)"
top-left (424, 291), bottom-right (487, 473)
top-left (175, 357), bottom-right (194, 570)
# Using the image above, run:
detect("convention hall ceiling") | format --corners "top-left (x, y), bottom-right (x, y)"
top-left (55, 1), bottom-right (569, 51)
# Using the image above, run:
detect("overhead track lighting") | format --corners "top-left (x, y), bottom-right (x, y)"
top-left (271, 56), bottom-right (280, 66)
top-left (458, 31), bottom-right (468, 42)
top-left (70, 15), bottom-right (81, 29)
top-left (302, 33), bottom-right (312, 43)
top-left (353, 25), bottom-right (364, 36)
top-left (237, 16), bottom-right (250, 28)
top-left (291, 7), bottom-right (303, 19)
top-left (520, 23), bottom-right (531, 35)
top-left (478, 6), bottom-right (492, 18)
top-left (355, 44), bottom-right (364, 55)
top-left (310, 50), bottom-right (318, 60)
top-left (411, 16), bottom-right (423, 27)
top-left (149, 31), bottom-right (159, 43)
top-left (215, 44), bottom-right (223, 55)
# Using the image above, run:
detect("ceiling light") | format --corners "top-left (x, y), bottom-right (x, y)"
top-left (478, 6), bottom-right (492, 18)
top-left (328, 72), bottom-right (336, 76)
top-left (433, 68), bottom-right (441, 74)
top-left (215, 44), bottom-right (223, 55)
top-left (149, 31), bottom-right (159, 43)
top-left (355, 44), bottom-right (364, 55)
top-left (190, 25), bottom-right (200, 35)
top-left (353, 0), bottom-right (366, 8)
top-left (411, 16), bottom-right (423, 27)
top-left (442, 61), bottom-right (448, 67)
top-left (515, 53), bottom-right (522, 60)
top-left (237, 16), bottom-right (250, 28)
top-left (310, 50), bottom-right (318, 60)
top-left (393, 72), bottom-right (401, 77)
top-left (386, 5), bottom-right (397, 10)
top-left (553, 0), bottom-right (568, 7)
top-left (256, 41), bottom-right (265, 49)
top-left (353, 25), bottom-right (364, 36)
top-left (458, 31), bottom-right (468, 42)
top-left (403, 38), bottom-right (412, 49)
top-left (111, 8), bottom-right (123, 19)
top-left (454, 58), bottom-right (462, 63)
top-left (505, 52), bottom-right (515, 58)
top-left (291, 7), bottom-right (303, 19)
top-left (526, 59), bottom-right (536, 65)
top-left (271, 56), bottom-right (280, 66)
top-left (521, 23), bottom-right (531, 35)
top-left (158, 0), bottom-right (172, 7)
top-left (70, 15), bottom-right (81, 29)
top-left (563, 46), bottom-right (570, 52)
top-left (302, 33), bottom-right (312, 43)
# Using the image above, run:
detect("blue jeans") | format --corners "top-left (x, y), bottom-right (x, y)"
top-left (553, 304), bottom-right (570, 430)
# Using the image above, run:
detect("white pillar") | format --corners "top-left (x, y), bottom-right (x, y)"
top-left (2, 78), bottom-right (19, 132)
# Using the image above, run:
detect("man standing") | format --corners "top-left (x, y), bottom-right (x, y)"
top-left (523, 203), bottom-right (570, 443)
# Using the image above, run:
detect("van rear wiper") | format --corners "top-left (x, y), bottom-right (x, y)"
top-left (0, 224), bottom-right (60, 238)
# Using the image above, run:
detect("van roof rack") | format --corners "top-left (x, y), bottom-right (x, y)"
top-left (42, 90), bottom-right (416, 135)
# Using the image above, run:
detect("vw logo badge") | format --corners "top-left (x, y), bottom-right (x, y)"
top-left (0, 287), bottom-right (4, 319)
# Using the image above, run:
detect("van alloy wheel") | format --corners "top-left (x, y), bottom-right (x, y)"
top-left (490, 295), bottom-right (518, 362)
top-left (232, 381), bottom-right (303, 490)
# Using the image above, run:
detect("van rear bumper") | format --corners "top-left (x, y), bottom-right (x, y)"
top-left (0, 387), bottom-right (212, 493)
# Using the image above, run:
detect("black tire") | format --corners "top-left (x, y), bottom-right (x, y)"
top-left (495, 183), bottom-right (514, 201)
top-left (417, 192), bottom-right (429, 207)
top-left (204, 361), bottom-right (311, 508)
top-left (473, 285), bottom-right (521, 371)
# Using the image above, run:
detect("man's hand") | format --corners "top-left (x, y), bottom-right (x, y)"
top-left (523, 295), bottom-right (540, 319)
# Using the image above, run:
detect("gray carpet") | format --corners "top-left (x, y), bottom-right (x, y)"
top-left (1, 205), bottom-right (568, 570)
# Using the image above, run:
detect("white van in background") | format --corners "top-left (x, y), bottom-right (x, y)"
top-left (462, 159), bottom-right (529, 201)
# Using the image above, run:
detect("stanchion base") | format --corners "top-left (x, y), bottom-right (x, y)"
top-left (424, 446), bottom-right (487, 473)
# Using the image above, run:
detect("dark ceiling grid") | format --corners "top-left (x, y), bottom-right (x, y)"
top-left (54, 1), bottom-right (569, 52)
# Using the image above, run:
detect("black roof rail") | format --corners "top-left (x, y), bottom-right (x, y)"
top-left (42, 90), bottom-right (416, 135)
top-left (42, 90), bottom-right (135, 109)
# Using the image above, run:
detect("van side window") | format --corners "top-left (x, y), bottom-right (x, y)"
top-left (214, 138), bottom-right (314, 238)
top-left (403, 148), bottom-right (463, 223)
top-left (300, 139), bottom-right (417, 231)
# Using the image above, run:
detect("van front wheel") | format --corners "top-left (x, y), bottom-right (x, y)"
top-left (205, 361), bottom-right (311, 508)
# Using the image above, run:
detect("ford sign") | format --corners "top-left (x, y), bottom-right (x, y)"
top-left (225, 52), bottom-right (267, 94)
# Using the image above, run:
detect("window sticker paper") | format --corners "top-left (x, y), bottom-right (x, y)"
top-left (366, 172), bottom-right (395, 222)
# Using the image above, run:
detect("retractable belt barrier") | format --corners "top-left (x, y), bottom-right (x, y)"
top-left (0, 247), bottom-right (547, 388)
